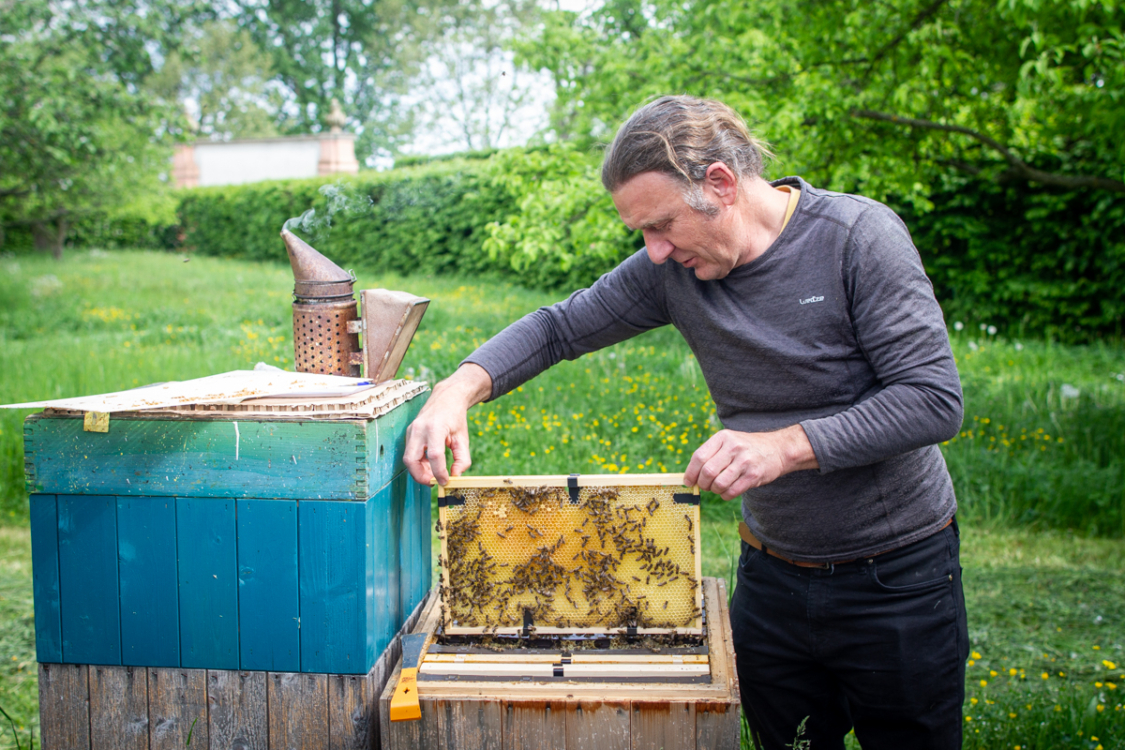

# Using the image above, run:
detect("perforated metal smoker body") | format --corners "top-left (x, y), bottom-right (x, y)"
top-left (438, 474), bottom-right (702, 636)
top-left (292, 299), bottom-right (361, 376)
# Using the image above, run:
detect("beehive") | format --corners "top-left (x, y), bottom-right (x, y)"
top-left (438, 474), bottom-right (701, 635)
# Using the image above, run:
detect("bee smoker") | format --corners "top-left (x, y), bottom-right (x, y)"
top-left (281, 228), bottom-right (361, 377)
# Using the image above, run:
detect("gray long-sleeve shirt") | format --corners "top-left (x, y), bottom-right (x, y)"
top-left (465, 176), bottom-right (963, 562)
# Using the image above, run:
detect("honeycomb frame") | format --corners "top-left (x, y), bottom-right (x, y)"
top-left (438, 474), bottom-right (702, 636)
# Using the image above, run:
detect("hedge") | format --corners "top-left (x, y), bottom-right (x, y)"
top-left (13, 146), bottom-right (1122, 343)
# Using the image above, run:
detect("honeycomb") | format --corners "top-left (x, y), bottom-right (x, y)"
top-left (438, 475), bottom-right (701, 635)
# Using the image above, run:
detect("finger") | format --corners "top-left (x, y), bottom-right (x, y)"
top-left (713, 462), bottom-right (755, 501)
top-left (684, 432), bottom-right (725, 486)
top-left (404, 424), bottom-right (435, 485)
top-left (448, 432), bottom-right (473, 477)
top-left (427, 441), bottom-right (451, 486)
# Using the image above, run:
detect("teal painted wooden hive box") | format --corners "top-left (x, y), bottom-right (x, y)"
top-left (24, 380), bottom-right (432, 677)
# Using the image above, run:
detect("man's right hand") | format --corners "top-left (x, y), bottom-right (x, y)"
top-left (404, 363), bottom-right (493, 487)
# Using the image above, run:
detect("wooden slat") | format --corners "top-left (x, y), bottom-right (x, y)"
top-left (424, 654), bottom-right (708, 664)
top-left (237, 498), bottom-right (300, 672)
top-left (694, 701), bottom-right (741, 750)
top-left (440, 473), bottom-right (688, 490)
top-left (29, 494), bottom-right (62, 663)
top-left (24, 414), bottom-right (374, 500)
top-left (504, 699), bottom-right (566, 750)
top-left (118, 496), bottom-right (180, 667)
top-left (269, 672), bottom-right (329, 749)
top-left (208, 670), bottom-right (268, 750)
top-left (148, 668), bottom-right (208, 750)
top-left (420, 663), bottom-right (709, 678)
top-left (427, 698), bottom-right (503, 750)
top-left (177, 497), bottom-right (239, 669)
top-left (566, 700), bottom-right (630, 750)
top-left (58, 494), bottom-right (121, 665)
top-left (328, 673), bottom-right (375, 750)
top-left (38, 663), bottom-right (90, 750)
top-left (300, 499), bottom-right (370, 674)
top-left (630, 701), bottom-right (695, 750)
top-left (89, 665), bottom-right (149, 750)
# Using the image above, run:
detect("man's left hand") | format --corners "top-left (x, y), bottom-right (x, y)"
top-left (684, 425), bottom-right (819, 500)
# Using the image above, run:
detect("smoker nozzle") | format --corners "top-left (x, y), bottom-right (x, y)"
top-left (281, 228), bottom-right (355, 301)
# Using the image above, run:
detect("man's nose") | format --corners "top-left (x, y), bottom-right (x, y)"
top-left (645, 235), bottom-right (675, 264)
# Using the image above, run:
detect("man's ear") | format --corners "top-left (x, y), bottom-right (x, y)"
top-left (703, 162), bottom-right (739, 206)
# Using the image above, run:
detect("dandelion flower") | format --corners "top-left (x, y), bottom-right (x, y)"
top-left (972, 652), bottom-right (982, 660)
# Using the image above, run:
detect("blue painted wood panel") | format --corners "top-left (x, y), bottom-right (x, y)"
top-left (24, 417), bottom-right (372, 500)
top-left (299, 499), bottom-right (370, 674)
top-left (237, 499), bottom-right (299, 671)
top-left (401, 476), bottom-right (432, 619)
top-left (366, 394), bottom-right (428, 492)
top-left (117, 496), bottom-right (179, 667)
top-left (177, 498), bottom-right (239, 669)
top-left (58, 495), bottom-right (121, 665)
top-left (29, 494), bottom-right (62, 663)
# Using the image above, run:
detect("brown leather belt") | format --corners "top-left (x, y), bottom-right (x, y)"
top-left (738, 519), bottom-right (953, 570)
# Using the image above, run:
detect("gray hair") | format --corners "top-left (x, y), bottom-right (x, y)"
top-left (601, 96), bottom-right (771, 214)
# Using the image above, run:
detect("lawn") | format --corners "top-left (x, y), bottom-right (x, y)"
top-left (0, 249), bottom-right (1123, 748)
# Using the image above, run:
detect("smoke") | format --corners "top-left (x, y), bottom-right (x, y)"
top-left (282, 182), bottom-right (374, 240)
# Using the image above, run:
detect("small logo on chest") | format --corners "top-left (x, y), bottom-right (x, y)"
top-left (799, 295), bottom-right (825, 305)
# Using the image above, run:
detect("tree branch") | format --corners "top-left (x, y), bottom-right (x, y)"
top-left (851, 109), bottom-right (1125, 193)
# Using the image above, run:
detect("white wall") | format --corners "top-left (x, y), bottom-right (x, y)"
top-left (194, 138), bottom-right (322, 187)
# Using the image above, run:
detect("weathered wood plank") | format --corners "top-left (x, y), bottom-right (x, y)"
top-left (58, 494), bottom-right (121, 665)
top-left (432, 699), bottom-right (503, 750)
top-left (300, 500), bottom-right (370, 674)
top-left (29, 494), bottom-right (62, 663)
top-left (177, 497), bottom-right (239, 670)
top-left (565, 700), bottom-right (630, 750)
top-left (23, 395), bottom-right (427, 501)
top-left (118, 496), bottom-right (179, 667)
top-left (237, 499), bottom-right (299, 672)
top-left (504, 700), bottom-right (566, 750)
top-left (269, 672), bottom-right (329, 749)
top-left (630, 701), bottom-right (696, 750)
top-left (148, 668), bottom-right (208, 750)
top-left (694, 701), bottom-right (740, 750)
top-left (89, 665), bottom-right (149, 750)
top-left (378, 661), bottom-right (422, 750)
top-left (38, 663), bottom-right (90, 750)
top-left (208, 670), bottom-right (268, 750)
top-left (328, 673), bottom-right (375, 750)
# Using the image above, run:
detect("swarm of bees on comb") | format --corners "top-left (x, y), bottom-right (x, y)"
top-left (437, 476), bottom-right (702, 636)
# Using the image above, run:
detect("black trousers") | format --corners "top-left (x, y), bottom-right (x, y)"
top-left (729, 522), bottom-right (968, 750)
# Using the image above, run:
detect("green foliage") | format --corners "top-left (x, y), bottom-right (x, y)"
top-left (0, 0), bottom-right (197, 257)
top-left (177, 160), bottom-right (517, 278)
top-left (147, 19), bottom-right (280, 140)
top-left (903, 176), bottom-right (1125, 341)
top-left (482, 144), bottom-right (640, 289)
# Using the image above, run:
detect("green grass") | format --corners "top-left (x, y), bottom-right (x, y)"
top-left (0, 249), bottom-right (1123, 748)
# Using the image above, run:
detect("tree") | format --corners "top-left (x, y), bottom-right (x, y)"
top-left (0, 0), bottom-right (194, 257)
top-left (408, 0), bottom-right (553, 154)
top-left (520, 0), bottom-right (1125, 200)
top-left (231, 0), bottom-right (456, 163)
top-left (148, 19), bottom-right (280, 141)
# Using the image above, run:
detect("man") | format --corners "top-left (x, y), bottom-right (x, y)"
top-left (405, 95), bottom-right (967, 749)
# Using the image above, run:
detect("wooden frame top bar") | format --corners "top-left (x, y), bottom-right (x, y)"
top-left (438, 473), bottom-right (690, 492)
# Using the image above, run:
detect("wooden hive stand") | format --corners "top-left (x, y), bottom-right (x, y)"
top-left (378, 577), bottom-right (741, 750)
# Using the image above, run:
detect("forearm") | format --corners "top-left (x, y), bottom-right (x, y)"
top-left (801, 381), bottom-right (963, 473)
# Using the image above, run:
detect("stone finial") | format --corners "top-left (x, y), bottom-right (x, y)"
top-left (325, 99), bottom-right (347, 133)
